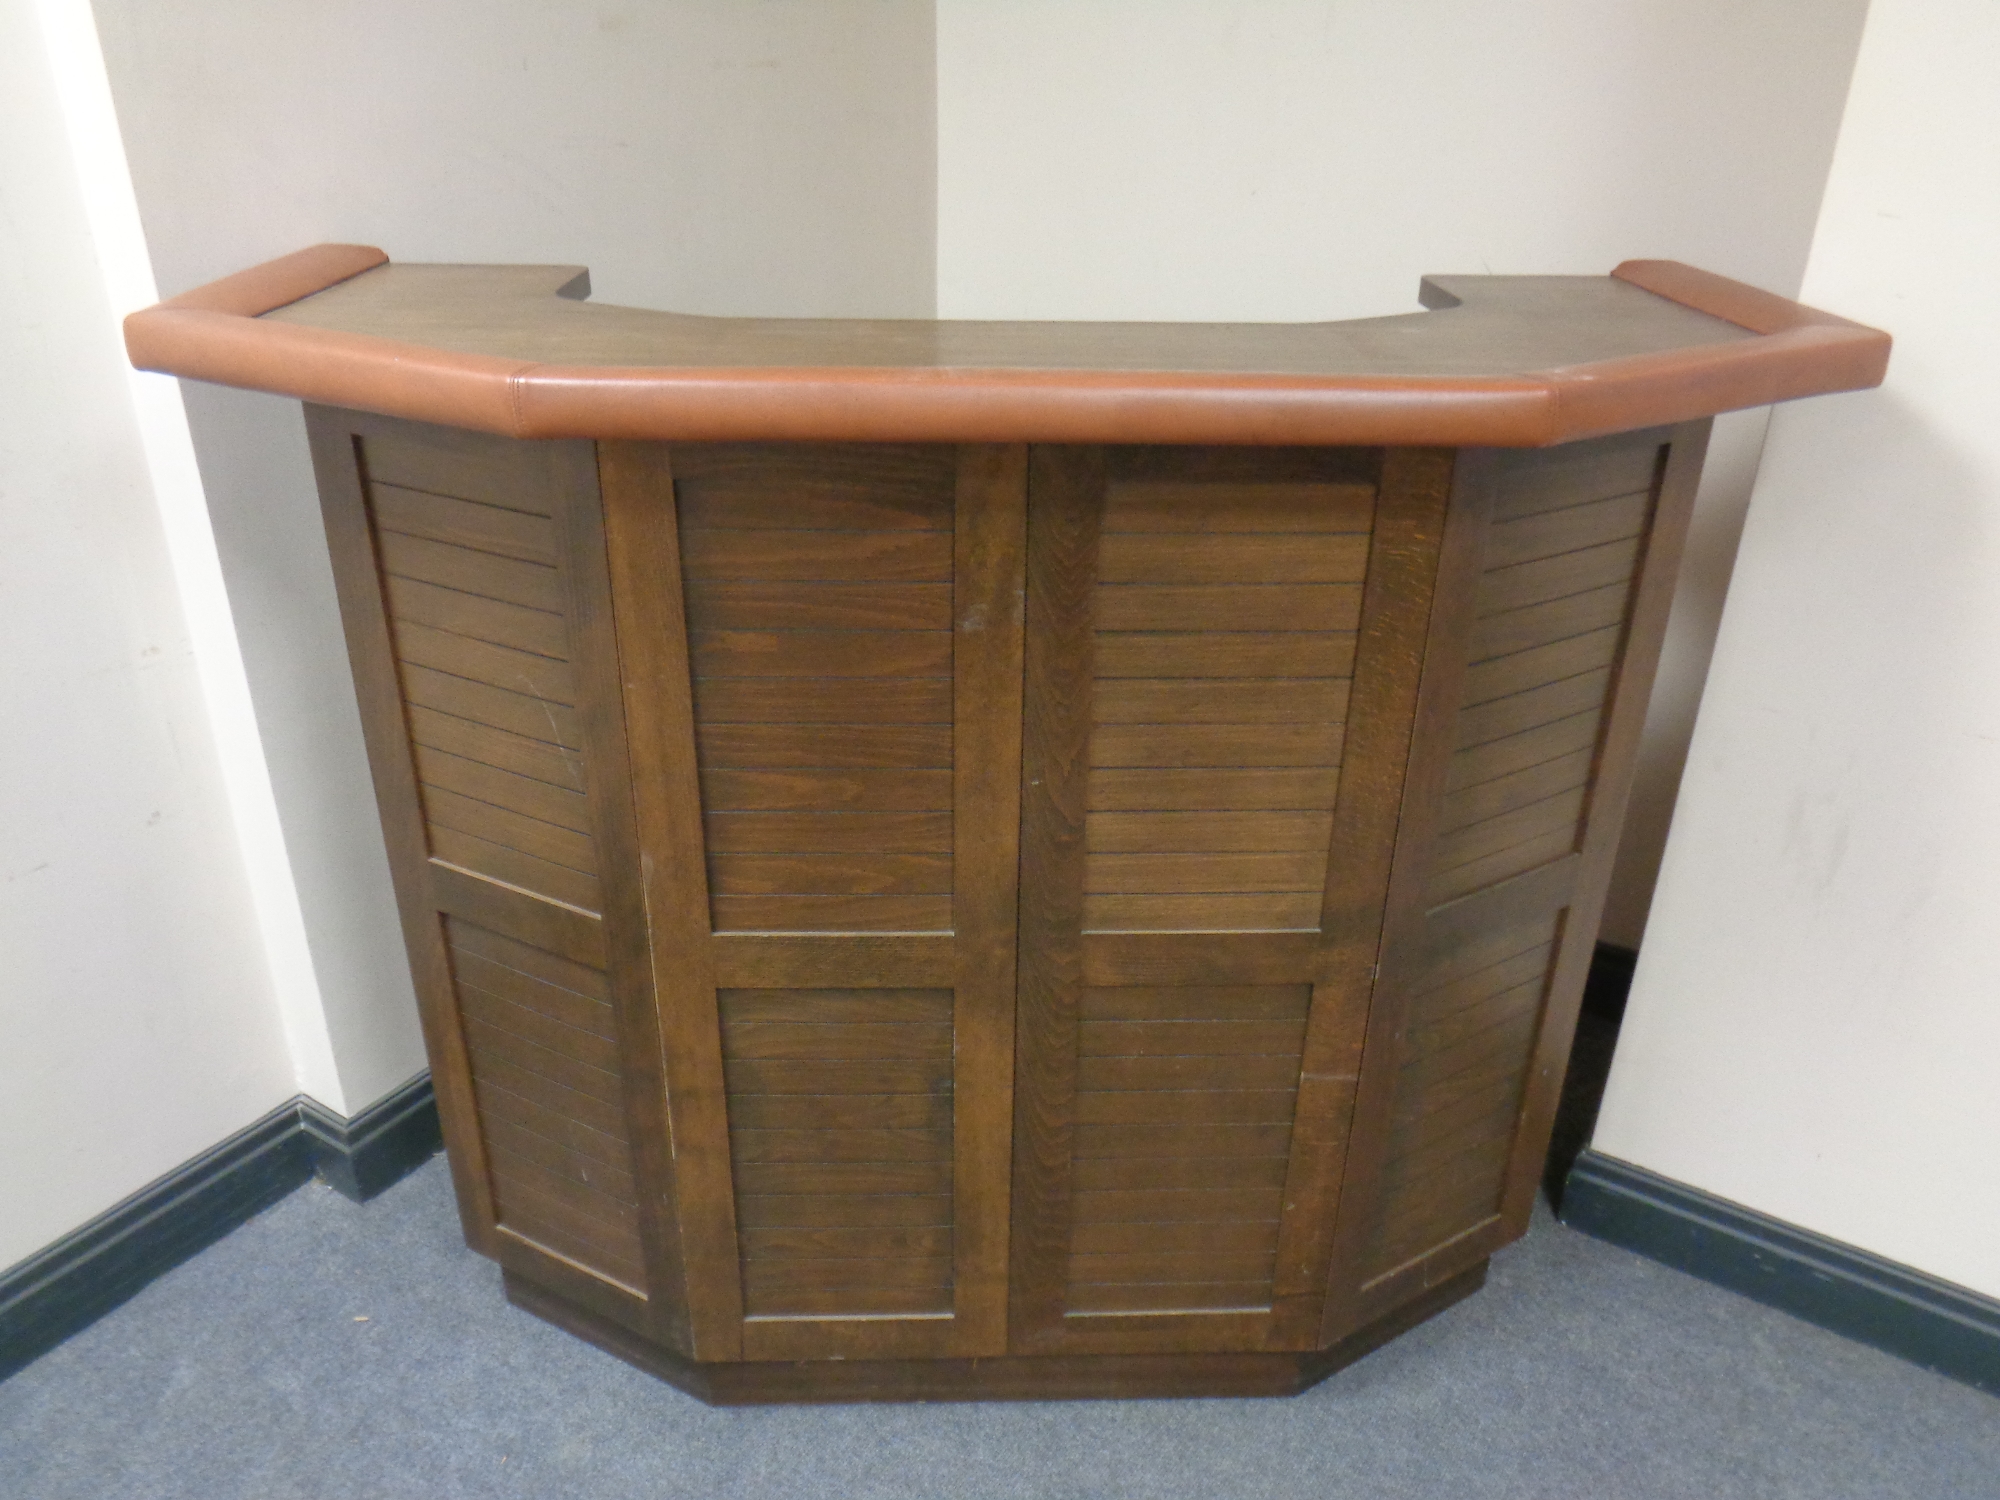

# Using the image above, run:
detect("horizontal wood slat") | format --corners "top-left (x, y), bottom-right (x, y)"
top-left (1089, 722), bottom-right (1346, 770)
top-left (414, 745), bottom-right (593, 833)
top-left (1094, 632), bottom-right (1359, 680)
top-left (400, 664), bottom-right (583, 751)
top-left (735, 1193), bottom-right (953, 1229)
top-left (377, 529), bottom-right (563, 612)
top-left (689, 629), bottom-right (952, 679)
top-left (1460, 626), bottom-right (1621, 709)
top-left (385, 574), bottom-right (568, 659)
top-left (442, 917), bottom-right (643, 1291)
top-left (1103, 476), bottom-right (1375, 534)
top-left (680, 446), bottom-right (959, 943)
top-left (1071, 1155), bottom-right (1291, 1192)
top-left (1063, 977), bottom-right (1308, 1317)
top-left (1492, 440), bottom-right (1660, 521)
top-left (1097, 531), bottom-right (1369, 584)
top-left (358, 425), bottom-right (558, 516)
top-left (422, 785), bottom-right (596, 874)
top-left (1096, 584), bottom-right (1363, 633)
top-left (1085, 767), bottom-right (1341, 813)
top-left (720, 985), bottom-right (955, 1317)
top-left (709, 894), bottom-right (953, 932)
top-left (684, 580), bottom-right (952, 632)
top-left (1093, 678), bottom-right (1352, 725)
top-left (696, 722), bottom-right (952, 769)
top-left (407, 705), bottom-right (586, 791)
top-left (691, 677), bottom-right (951, 725)
top-left (429, 831), bottom-right (603, 915)
top-left (1083, 893), bottom-right (1322, 931)
top-left (678, 526), bottom-right (952, 581)
top-left (371, 483), bottom-right (556, 562)
top-left (700, 768), bottom-right (953, 813)
top-left (704, 811), bottom-right (952, 854)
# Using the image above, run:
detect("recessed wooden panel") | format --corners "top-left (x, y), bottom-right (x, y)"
top-left (359, 438), bottom-right (605, 915)
top-left (1063, 984), bottom-right (1306, 1315)
top-left (1081, 466), bottom-right (1370, 935)
top-left (1361, 915), bottom-right (1560, 1281)
top-left (719, 987), bottom-right (955, 1318)
top-left (1346, 430), bottom-right (1671, 1307)
top-left (677, 444), bottom-right (956, 934)
top-left (1421, 439), bottom-right (1660, 908)
top-left (446, 918), bottom-right (645, 1290)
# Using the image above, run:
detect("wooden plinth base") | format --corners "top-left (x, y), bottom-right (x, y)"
top-left (502, 1261), bottom-right (1487, 1405)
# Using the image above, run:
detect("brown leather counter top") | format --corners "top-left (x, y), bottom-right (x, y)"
top-left (124, 244), bottom-right (1887, 447)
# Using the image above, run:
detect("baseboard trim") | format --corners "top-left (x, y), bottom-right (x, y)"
top-left (0, 1075), bottom-right (439, 1383)
top-left (300, 1072), bottom-right (442, 1202)
top-left (1563, 1149), bottom-right (2000, 1396)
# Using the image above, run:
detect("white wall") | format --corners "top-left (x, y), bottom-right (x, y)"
top-left (935, 0), bottom-right (1870, 945)
top-left (0, 0), bottom-right (297, 1268)
top-left (88, 0), bottom-right (940, 1111)
top-left (1594, 0), bottom-right (2000, 1300)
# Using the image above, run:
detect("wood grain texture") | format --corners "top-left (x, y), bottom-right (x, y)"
top-left (358, 434), bottom-right (608, 915)
top-left (1324, 428), bottom-right (1668, 1338)
top-left (557, 436), bottom-right (695, 1345)
top-left (1316, 447), bottom-right (1496, 1343)
top-left (306, 408), bottom-right (502, 1258)
top-left (446, 918), bottom-right (646, 1291)
top-left (596, 440), bottom-right (745, 1357)
top-left (679, 444), bottom-right (957, 934)
top-left (1493, 422), bottom-right (1710, 1240)
top-left (947, 444), bottom-right (1029, 1354)
top-left (718, 988), bottom-right (955, 1320)
top-left (1009, 444), bottom-right (1103, 1348)
top-left (303, 405), bottom-right (1734, 1395)
top-left (1082, 457), bottom-right (1362, 937)
top-left (1269, 445), bottom-right (1454, 1347)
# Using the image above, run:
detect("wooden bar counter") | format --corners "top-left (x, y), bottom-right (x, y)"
top-left (127, 248), bottom-right (1888, 1403)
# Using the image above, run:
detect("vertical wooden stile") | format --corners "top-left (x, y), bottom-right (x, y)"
top-left (1317, 447), bottom-right (1499, 1343)
top-left (948, 445), bottom-right (1030, 1354)
top-left (1010, 445), bottom-right (1106, 1350)
top-left (1265, 447), bottom-right (1456, 1348)
top-left (596, 440), bottom-right (746, 1359)
top-left (556, 443), bottom-right (694, 1349)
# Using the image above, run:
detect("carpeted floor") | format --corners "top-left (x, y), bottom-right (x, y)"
top-left (2, 1159), bottom-right (1994, 1500)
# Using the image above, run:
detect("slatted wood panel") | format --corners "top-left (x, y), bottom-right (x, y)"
top-left (675, 445), bottom-right (957, 933)
top-left (1355, 431), bottom-right (1666, 1289)
top-left (1085, 464), bottom-right (1373, 932)
top-left (595, 440), bottom-right (1025, 1360)
top-left (1361, 916), bottom-right (1559, 1278)
top-left (1425, 440), bottom-right (1660, 906)
top-left (1013, 444), bottom-right (1434, 1355)
top-left (1066, 985), bottom-right (1307, 1312)
top-left (446, 918), bottom-right (646, 1289)
top-left (364, 458), bottom-right (602, 913)
top-left (720, 987), bottom-right (955, 1316)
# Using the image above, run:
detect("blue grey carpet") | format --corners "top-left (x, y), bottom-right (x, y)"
top-left (2, 1159), bottom-right (1994, 1499)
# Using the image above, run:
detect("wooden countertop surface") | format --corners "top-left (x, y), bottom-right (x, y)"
top-left (125, 245), bottom-right (1888, 446)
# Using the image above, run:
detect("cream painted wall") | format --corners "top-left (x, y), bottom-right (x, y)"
top-left (1593, 0), bottom-right (2000, 1299)
top-left (88, 0), bottom-right (939, 1109)
top-left (0, 0), bottom-right (297, 1268)
top-left (935, 0), bottom-right (1870, 946)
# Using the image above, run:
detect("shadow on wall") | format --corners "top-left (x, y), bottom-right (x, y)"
top-left (1597, 409), bottom-right (1770, 949)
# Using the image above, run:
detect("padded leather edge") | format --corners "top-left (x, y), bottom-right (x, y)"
top-left (123, 247), bottom-right (1892, 447)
